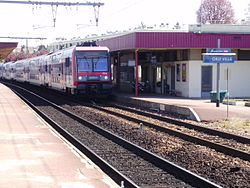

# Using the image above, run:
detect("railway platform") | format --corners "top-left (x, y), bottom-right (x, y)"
top-left (0, 83), bottom-right (119, 188)
top-left (113, 92), bottom-right (250, 122)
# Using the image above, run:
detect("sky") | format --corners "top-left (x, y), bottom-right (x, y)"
top-left (0, 0), bottom-right (249, 47)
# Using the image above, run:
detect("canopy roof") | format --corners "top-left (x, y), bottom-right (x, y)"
top-left (97, 31), bottom-right (250, 51)
top-left (0, 42), bottom-right (18, 61)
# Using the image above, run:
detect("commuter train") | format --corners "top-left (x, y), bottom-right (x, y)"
top-left (0, 45), bottom-right (112, 97)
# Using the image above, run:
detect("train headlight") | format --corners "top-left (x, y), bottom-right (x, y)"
top-left (100, 75), bottom-right (109, 80)
top-left (78, 75), bottom-right (88, 81)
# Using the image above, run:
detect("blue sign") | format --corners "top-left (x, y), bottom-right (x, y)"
top-left (203, 55), bottom-right (235, 63)
top-left (151, 56), bottom-right (157, 65)
top-left (207, 48), bottom-right (231, 53)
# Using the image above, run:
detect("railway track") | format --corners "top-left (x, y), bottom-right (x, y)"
top-left (5, 82), bottom-right (223, 188)
top-left (88, 102), bottom-right (250, 162)
top-left (4, 81), bottom-right (250, 188)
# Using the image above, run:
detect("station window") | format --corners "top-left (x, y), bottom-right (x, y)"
top-left (238, 50), bottom-right (250, 60)
top-left (156, 66), bottom-right (161, 83)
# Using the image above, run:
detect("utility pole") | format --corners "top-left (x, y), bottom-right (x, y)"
top-left (216, 39), bottom-right (221, 107)
top-left (0, 0), bottom-right (104, 26)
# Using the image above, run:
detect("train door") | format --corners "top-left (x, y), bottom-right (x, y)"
top-left (60, 59), bottom-right (64, 89)
top-left (45, 63), bottom-right (49, 86)
top-left (40, 57), bottom-right (47, 86)
top-left (47, 57), bottom-right (52, 87)
top-left (64, 57), bottom-right (71, 86)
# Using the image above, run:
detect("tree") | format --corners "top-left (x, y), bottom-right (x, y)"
top-left (5, 46), bottom-right (48, 62)
top-left (242, 3), bottom-right (250, 24)
top-left (197, 0), bottom-right (236, 24)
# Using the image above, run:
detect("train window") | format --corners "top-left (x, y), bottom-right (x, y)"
top-left (75, 51), bottom-right (109, 72)
top-left (93, 58), bottom-right (108, 71)
top-left (77, 58), bottom-right (92, 72)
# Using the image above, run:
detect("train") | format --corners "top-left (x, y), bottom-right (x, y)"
top-left (0, 45), bottom-right (112, 97)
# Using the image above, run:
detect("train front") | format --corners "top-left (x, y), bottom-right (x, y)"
top-left (73, 46), bottom-right (112, 97)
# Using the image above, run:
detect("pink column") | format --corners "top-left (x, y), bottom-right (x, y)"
top-left (135, 49), bottom-right (139, 97)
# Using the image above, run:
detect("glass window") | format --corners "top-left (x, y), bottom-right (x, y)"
top-left (76, 51), bottom-right (108, 72)
top-left (77, 58), bottom-right (92, 72)
top-left (238, 50), bottom-right (250, 60)
top-left (156, 66), bottom-right (161, 82)
top-left (93, 57), bottom-right (108, 71)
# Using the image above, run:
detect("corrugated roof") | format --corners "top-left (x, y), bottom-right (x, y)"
top-left (97, 32), bottom-right (250, 51)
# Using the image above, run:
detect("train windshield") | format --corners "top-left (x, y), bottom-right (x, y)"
top-left (76, 51), bottom-right (108, 72)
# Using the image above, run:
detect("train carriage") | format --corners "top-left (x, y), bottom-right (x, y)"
top-left (1, 45), bottom-right (112, 98)
top-left (47, 45), bottom-right (112, 96)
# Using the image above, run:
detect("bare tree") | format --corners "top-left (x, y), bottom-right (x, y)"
top-left (197, 0), bottom-right (236, 24)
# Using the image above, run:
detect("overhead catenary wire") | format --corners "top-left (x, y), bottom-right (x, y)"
top-left (0, 0), bottom-right (104, 27)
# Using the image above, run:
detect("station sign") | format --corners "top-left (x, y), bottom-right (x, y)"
top-left (203, 54), bottom-right (235, 63)
top-left (203, 48), bottom-right (236, 63)
top-left (206, 48), bottom-right (231, 53)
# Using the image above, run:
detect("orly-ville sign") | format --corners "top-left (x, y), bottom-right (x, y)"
top-left (202, 49), bottom-right (236, 63)
top-left (203, 54), bottom-right (235, 63)
top-left (202, 46), bottom-right (236, 108)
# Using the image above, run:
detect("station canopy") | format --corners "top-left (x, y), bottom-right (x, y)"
top-left (0, 42), bottom-right (18, 62)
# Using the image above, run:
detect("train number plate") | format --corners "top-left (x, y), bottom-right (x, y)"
top-left (88, 76), bottom-right (99, 80)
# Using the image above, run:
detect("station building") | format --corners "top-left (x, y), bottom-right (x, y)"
top-left (50, 25), bottom-right (250, 98)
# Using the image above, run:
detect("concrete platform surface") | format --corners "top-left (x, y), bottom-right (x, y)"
top-left (0, 83), bottom-right (119, 188)
top-left (114, 92), bottom-right (250, 122)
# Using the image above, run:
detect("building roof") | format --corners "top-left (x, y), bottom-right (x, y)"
top-left (0, 42), bottom-right (18, 61)
top-left (189, 24), bottom-right (250, 34)
top-left (97, 32), bottom-right (250, 51)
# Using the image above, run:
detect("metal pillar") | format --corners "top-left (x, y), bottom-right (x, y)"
top-left (135, 49), bottom-right (139, 97)
top-left (117, 52), bottom-right (121, 90)
top-left (216, 39), bottom-right (221, 107)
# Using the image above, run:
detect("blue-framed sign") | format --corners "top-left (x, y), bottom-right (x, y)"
top-left (207, 48), bottom-right (232, 53)
top-left (203, 55), bottom-right (235, 63)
